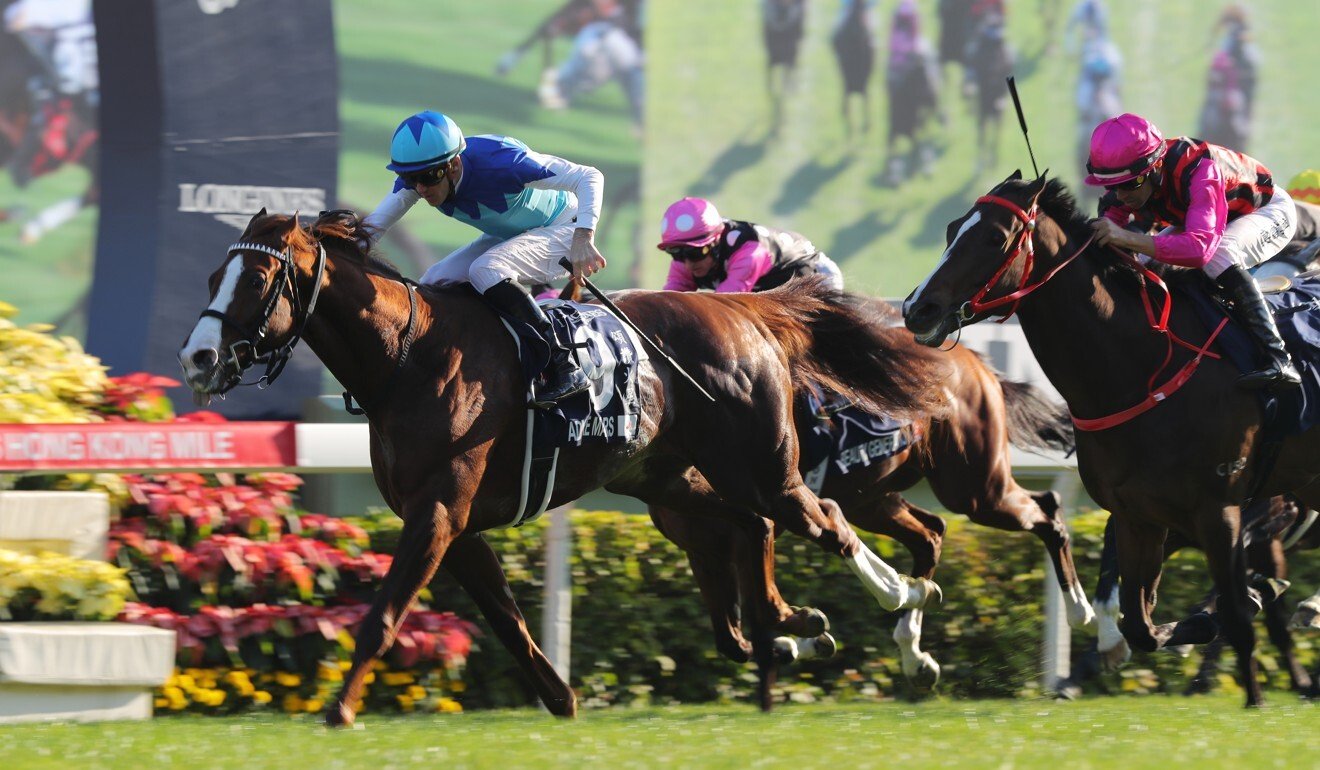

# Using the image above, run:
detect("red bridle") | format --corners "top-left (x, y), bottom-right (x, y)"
top-left (962, 194), bottom-right (1091, 321)
top-left (960, 193), bottom-right (1228, 431)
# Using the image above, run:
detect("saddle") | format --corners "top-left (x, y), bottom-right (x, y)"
top-left (494, 298), bottom-right (648, 527)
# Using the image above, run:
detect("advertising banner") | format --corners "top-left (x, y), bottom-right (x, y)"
top-left (88, 0), bottom-right (337, 419)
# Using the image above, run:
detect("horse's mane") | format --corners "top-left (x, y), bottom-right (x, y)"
top-left (245, 211), bottom-right (412, 285)
top-left (1015, 177), bottom-right (1205, 295)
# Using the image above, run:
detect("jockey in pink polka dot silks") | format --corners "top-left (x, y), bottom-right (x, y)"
top-left (657, 197), bottom-right (843, 293)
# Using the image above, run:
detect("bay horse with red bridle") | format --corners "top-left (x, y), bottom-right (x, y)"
top-left (178, 210), bottom-right (949, 724)
top-left (651, 317), bottom-right (1094, 691)
top-left (902, 172), bottom-right (1320, 707)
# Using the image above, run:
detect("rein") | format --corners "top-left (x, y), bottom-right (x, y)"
top-left (968, 195), bottom-right (1227, 432)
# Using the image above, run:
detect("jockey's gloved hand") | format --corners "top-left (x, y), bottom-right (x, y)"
top-left (567, 228), bottom-right (606, 279)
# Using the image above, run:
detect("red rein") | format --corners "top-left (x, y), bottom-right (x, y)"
top-left (969, 195), bottom-right (1226, 432)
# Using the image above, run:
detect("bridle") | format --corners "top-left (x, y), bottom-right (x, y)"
top-left (959, 192), bottom-right (1093, 322)
top-left (954, 189), bottom-right (1228, 432)
top-left (198, 239), bottom-right (327, 393)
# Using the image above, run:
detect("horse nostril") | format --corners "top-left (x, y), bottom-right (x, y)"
top-left (904, 302), bottom-right (936, 331)
top-left (191, 348), bottom-right (219, 370)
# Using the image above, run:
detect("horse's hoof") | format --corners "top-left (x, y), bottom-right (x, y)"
top-left (1184, 677), bottom-right (1215, 696)
top-left (902, 576), bottom-right (942, 610)
top-left (773, 636), bottom-right (800, 664)
top-left (908, 653), bottom-right (941, 691)
top-left (324, 703), bottom-right (356, 729)
top-left (1289, 597), bottom-right (1320, 629)
top-left (798, 632), bottom-right (838, 661)
top-left (1068, 601), bottom-right (1097, 631)
top-left (793, 607), bottom-right (830, 637)
top-left (1167, 643), bottom-right (1194, 659)
top-left (1098, 639), bottom-right (1131, 670)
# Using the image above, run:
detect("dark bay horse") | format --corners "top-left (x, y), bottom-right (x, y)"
top-left (652, 337), bottom-right (1093, 690)
top-left (902, 173), bottom-right (1320, 707)
top-left (178, 211), bottom-right (949, 725)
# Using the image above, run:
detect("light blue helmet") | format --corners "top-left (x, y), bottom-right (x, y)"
top-left (386, 111), bottom-right (466, 173)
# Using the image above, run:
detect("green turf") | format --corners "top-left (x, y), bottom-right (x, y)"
top-left (1, 696), bottom-right (1316, 769)
top-left (642, 1), bottom-right (1320, 297)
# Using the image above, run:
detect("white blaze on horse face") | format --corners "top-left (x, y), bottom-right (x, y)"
top-left (180, 258), bottom-right (243, 378)
top-left (904, 211), bottom-right (982, 315)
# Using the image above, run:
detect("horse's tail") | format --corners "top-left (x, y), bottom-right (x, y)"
top-left (997, 375), bottom-right (1075, 454)
top-left (743, 278), bottom-right (951, 421)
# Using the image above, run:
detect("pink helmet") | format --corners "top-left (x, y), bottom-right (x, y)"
top-left (1084, 113), bottom-right (1167, 187)
top-left (658, 197), bottom-right (724, 250)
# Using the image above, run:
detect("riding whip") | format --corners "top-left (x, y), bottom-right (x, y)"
top-left (1006, 76), bottom-right (1041, 179)
top-left (557, 258), bottom-right (716, 402)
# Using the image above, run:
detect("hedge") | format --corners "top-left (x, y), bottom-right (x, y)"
top-left (359, 508), bottom-right (1319, 707)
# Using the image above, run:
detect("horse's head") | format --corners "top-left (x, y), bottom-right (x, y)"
top-left (903, 170), bottom-right (1053, 347)
top-left (178, 209), bottom-right (328, 400)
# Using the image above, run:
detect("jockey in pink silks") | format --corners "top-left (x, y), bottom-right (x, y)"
top-left (657, 197), bottom-right (843, 293)
top-left (1086, 112), bottom-right (1300, 390)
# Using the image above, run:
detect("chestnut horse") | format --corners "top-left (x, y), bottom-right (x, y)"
top-left (651, 336), bottom-right (1094, 691)
top-left (178, 210), bottom-right (949, 724)
top-left (902, 173), bottom-right (1320, 707)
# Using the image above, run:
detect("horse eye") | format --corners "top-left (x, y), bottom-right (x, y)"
top-left (246, 273), bottom-right (266, 290)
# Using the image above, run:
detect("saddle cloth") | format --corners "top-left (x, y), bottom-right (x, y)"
top-left (497, 298), bottom-right (648, 527)
top-left (795, 384), bottom-right (916, 496)
top-left (1184, 275), bottom-right (1320, 435)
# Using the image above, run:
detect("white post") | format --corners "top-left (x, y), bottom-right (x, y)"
top-left (541, 504), bottom-right (573, 682)
top-left (1042, 470), bottom-right (1078, 693)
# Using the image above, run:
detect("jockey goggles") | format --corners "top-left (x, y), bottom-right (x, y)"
top-left (664, 243), bottom-right (715, 262)
top-left (400, 164), bottom-right (448, 188)
top-left (1086, 144), bottom-right (1166, 188)
top-left (1104, 172), bottom-right (1150, 193)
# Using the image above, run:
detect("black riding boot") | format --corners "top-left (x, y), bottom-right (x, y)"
top-left (1215, 265), bottom-right (1301, 390)
top-left (483, 279), bottom-right (589, 406)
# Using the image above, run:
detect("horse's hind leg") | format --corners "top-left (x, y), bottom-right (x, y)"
top-left (692, 438), bottom-right (938, 613)
top-left (849, 494), bottom-right (945, 689)
top-left (1198, 506), bottom-right (1264, 707)
top-left (442, 534), bottom-right (576, 716)
top-left (929, 467), bottom-right (1094, 628)
top-left (649, 505), bottom-right (755, 663)
top-left (1252, 536), bottom-right (1312, 691)
top-left (327, 496), bottom-right (457, 727)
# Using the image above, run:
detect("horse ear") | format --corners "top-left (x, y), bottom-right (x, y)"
top-left (1004, 169), bottom-right (1023, 183)
top-left (238, 208), bottom-right (267, 238)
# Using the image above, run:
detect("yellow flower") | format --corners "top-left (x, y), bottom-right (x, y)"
top-left (303, 699), bottom-right (323, 713)
top-left (436, 697), bottom-right (462, 714)
top-left (381, 672), bottom-right (414, 686)
top-left (406, 685), bottom-right (427, 701)
top-left (274, 672), bottom-right (301, 688)
top-left (395, 694), bottom-right (415, 712)
top-left (283, 694), bottom-right (305, 713)
top-left (252, 691), bottom-right (273, 705)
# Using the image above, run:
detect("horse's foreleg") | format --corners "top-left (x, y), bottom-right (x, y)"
top-left (1113, 515), bottom-right (1175, 654)
top-left (442, 533), bottom-right (577, 716)
top-left (1093, 516), bottom-right (1129, 667)
top-left (1199, 507), bottom-right (1263, 707)
top-left (327, 499), bottom-right (454, 727)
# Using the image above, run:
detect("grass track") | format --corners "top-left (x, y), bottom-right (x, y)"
top-left (2, 695), bottom-right (1318, 769)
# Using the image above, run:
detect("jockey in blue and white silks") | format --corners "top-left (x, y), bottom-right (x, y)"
top-left (364, 110), bottom-right (607, 406)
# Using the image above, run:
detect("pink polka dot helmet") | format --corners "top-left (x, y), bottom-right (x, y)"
top-left (657, 197), bottom-right (724, 250)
